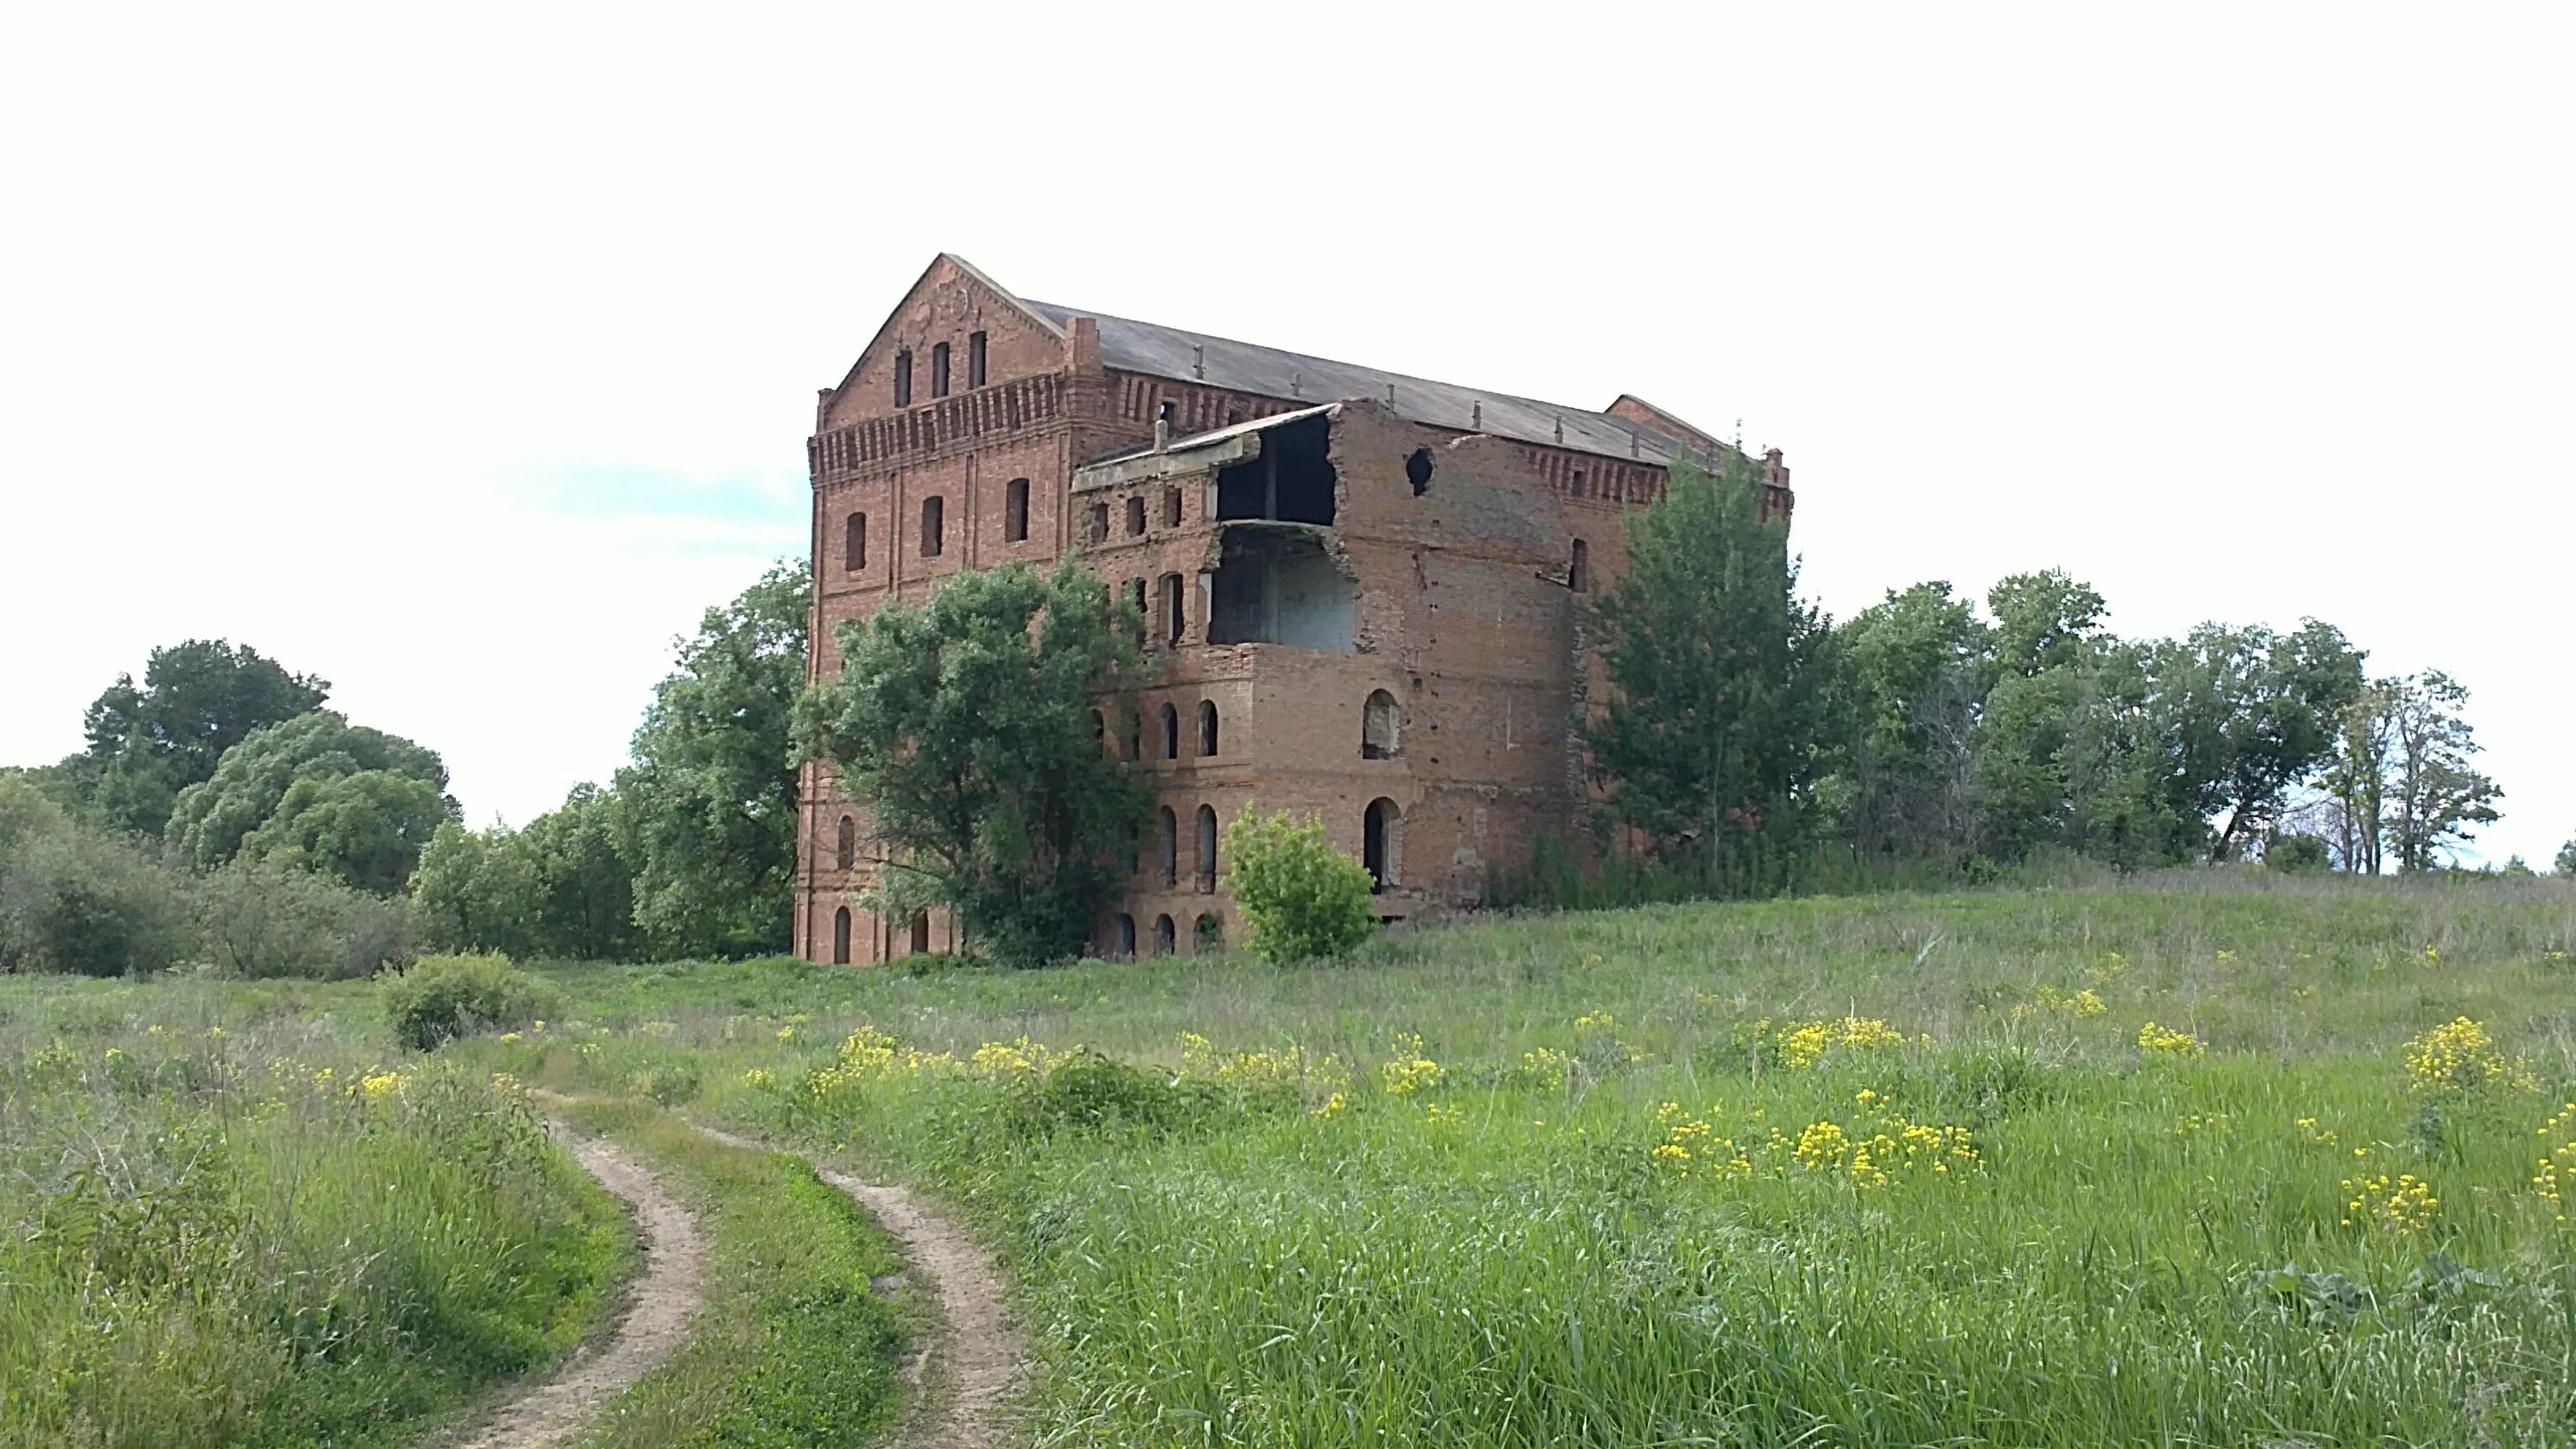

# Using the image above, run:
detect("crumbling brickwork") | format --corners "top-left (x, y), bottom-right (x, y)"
top-left (793, 255), bottom-right (1792, 965)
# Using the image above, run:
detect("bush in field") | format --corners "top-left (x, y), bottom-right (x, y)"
top-left (194, 858), bottom-right (416, 978)
top-left (382, 952), bottom-right (562, 1050)
top-left (1221, 806), bottom-right (1378, 964)
top-left (2264, 834), bottom-right (2330, 874)
top-left (0, 782), bottom-right (191, 977)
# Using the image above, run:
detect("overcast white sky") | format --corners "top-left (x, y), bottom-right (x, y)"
top-left (3, 4), bottom-right (2568, 866)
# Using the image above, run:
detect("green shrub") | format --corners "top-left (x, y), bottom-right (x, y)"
top-left (3, 828), bottom-right (191, 977)
top-left (194, 859), bottom-right (416, 978)
top-left (2266, 834), bottom-right (2331, 874)
top-left (382, 952), bottom-right (563, 1050)
top-left (1221, 806), bottom-right (1378, 964)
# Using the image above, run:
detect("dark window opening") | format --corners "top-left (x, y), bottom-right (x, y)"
top-left (1126, 496), bottom-right (1146, 536)
top-left (1571, 469), bottom-right (1588, 498)
top-left (1115, 913), bottom-right (1137, 959)
top-left (1195, 804), bottom-right (1217, 892)
top-left (844, 512), bottom-right (867, 572)
top-left (1198, 700), bottom-right (1218, 757)
top-left (1569, 539), bottom-right (1589, 593)
top-left (920, 496), bottom-right (945, 557)
top-left (1364, 798), bottom-right (1398, 893)
top-left (1363, 689), bottom-right (1400, 759)
top-left (1086, 502), bottom-right (1109, 544)
top-left (1092, 709), bottom-right (1106, 746)
top-left (1208, 530), bottom-right (1356, 651)
top-left (909, 912), bottom-right (930, 956)
top-left (931, 342), bottom-right (951, 398)
top-left (1161, 572), bottom-right (1185, 645)
top-left (893, 350), bottom-right (913, 407)
top-left (1153, 914), bottom-right (1176, 956)
top-left (1005, 478), bottom-right (1030, 542)
top-left (1163, 486), bottom-right (1182, 527)
top-left (835, 815), bottom-right (857, 871)
top-left (1194, 912), bottom-right (1224, 953)
top-left (1125, 578), bottom-right (1147, 646)
top-left (1124, 708), bottom-right (1143, 761)
top-left (968, 331), bottom-right (987, 388)
top-left (831, 906), bottom-right (852, 965)
top-left (1214, 412), bottom-right (1337, 524)
top-left (1406, 447), bottom-right (1434, 496)
top-left (1158, 806), bottom-right (1178, 887)
top-left (1159, 703), bottom-right (1179, 760)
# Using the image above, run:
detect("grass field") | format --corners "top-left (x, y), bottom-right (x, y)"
top-left (0, 978), bottom-right (625, 1449)
top-left (460, 874), bottom-right (2576, 1446)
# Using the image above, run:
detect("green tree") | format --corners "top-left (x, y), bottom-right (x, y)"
top-left (1836, 581), bottom-right (1989, 859)
top-left (795, 559), bottom-right (1150, 965)
top-left (521, 784), bottom-right (641, 960)
top-left (239, 770), bottom-right (453, 894)
top-left (1222, 806), bottom-right (1378, 964)
top-left (2381, 670), bottom-right (2503, 873)
top-left (410, 819), bottom-right (541, 957)
top-left (79, 640), bottom-right (330, 835)
top-left (2150, 620), bottom-right (2366, 861)
top-left (166, 711), bottom-right (451, 870)
top-left (2555, 837), bottom-right (2576, 876)
top-left (1584, 454), bottom-right (1837, 892)
top-left (614, 560), bottom-right (807, 959)
top-left (1986, 569), bottom-right (2107, 679)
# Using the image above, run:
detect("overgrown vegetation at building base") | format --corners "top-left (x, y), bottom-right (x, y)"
top-left (437, 874), bottom-right (2576, 1446)
top-left (0, 987), bottom-right (625, 1448)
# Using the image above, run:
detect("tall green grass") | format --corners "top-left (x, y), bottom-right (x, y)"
top-left (0, 980), bottom-right (624, 1448)
top-left (454, 872), bottom-right (2576, 1446)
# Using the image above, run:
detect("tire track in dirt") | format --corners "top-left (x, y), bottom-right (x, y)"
top-left (449, 1125), bottom-right (708, 1449)
top-left (693, 1124), bottom-right (1027, 1449)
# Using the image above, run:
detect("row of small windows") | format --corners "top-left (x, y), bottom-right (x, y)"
top-left (841, 479), bottom-right (1030, 574)
top-left (892, 332), bottom-right (989, 408)
top-left (1145, 802), bottom-right (1224, 891)
top-left (827, 904), bottom-right (932, 965)
top-left (1085, 486), bottom-right (1184, 544)
top-left (1110, 910), bottom-right (1224, 959)
top-left (1095, 699), bottom-right (1220, 761)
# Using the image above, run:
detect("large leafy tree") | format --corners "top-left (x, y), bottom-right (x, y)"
top-left (2555, 837), bottom-right (2576, 876)
top-left (2150, 620), bottom-right (2366, 861)
top-left (1584, 454), bottom-right (1838, 893)
top-left (795, 558), bottom-right (1151, 965)
top-left (238, 770), bottom-right (453, 894)
top-left (1836, 581), bottom-right (1988, 858)
top-left (2380, 670), bottom-right (2502, 873)
top-left (613, 560), bottom-right (808, 959)
top-left (411, 783), bottom-right (638, 959)
top-left (166, 711), bottom-right (451, 870)
top-left (79, 640), bottom-right (329, 835)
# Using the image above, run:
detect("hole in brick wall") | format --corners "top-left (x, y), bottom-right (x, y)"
top-left (894, 350), bottom-right (912, 407)
top-left (835, 815), bottom-right (857, 871)
top-left (1207, 529), bottom-right (1355, 651)
top-left (1115, 913), bottom-right (1137, 959)
top-left (931, 342), bottom-right (951, 398)
top-left (969, 331), bottom-right (987, 387)
top-left (1005, 478), bottom-right (1030, 542)
top-left (1127, 496), bottom-right (1146, 535)
top-left (1087, 502), bottom-right (1109, 544)
top-left (1198, 700), bottom-right (1218, 757)
top-left (1364, 798), bottom-right (1400, 892)
top-left (1159, 702), bottom-right (1179, 759)
top-left (1161, 573), bottom-right (1184, 645)
top-left (1196, 804), bottom-right (1217, 890)
top-left (1158, 807), bottom-right (1178, 886)
top-left (1406, 447), bottom-right (1434, 496)
top-left (832, 906), bottom-right (851, 965)
top-left (1569, 539), bottom-right (1589, 593)
top-left (1153, 914), bottom-right (1176, 955)
top-left (1126, 578), bottom-right (1147, 646)
top-left (1163, 486), bottom-right (1182, 527)
top-left (910, 912), bottom-right (931, 955)
top-left (1195, 912), bottom-right (1224, 953)
top-left (1215, 412), bottom-right (1336, 524)
top-left (1363, 690), bottom-right (1400, 758)
top-left (844, 511), bottom-right (867, 572)
top-left (920, 496), bottom-right (945, 557)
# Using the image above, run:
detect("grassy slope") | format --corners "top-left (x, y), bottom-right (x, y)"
top-left (0, 977), bottom-right (627, 1449)
top-left (487, 874), bottom-right (2576, 1447)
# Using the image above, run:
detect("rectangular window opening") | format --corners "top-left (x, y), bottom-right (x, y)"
top-left (1005, 478), bottom-right (1030, 543)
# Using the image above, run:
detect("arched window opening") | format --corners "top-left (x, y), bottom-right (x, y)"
top-left (1160, 573), bottom-right (1185, 645)
top-left (1364, 798), bottom-right (1399, 893)
top-left (1126, 496), bottom-right (1146, 536)
top-left (1159, 703), bottom-right (1179, 760)
top-left (893, 350), bottom-right (913, 407)
top-left (844, 512), bottom-right (867, 573)
top-left (1124, 709), bottom-right (1143, 761)
top-left (1406, 447), bottom-right (1434, 495)
top-left (931, 342), bottom-right (951, 398)
top-left (1198, 700), bottom-right (1218, 757)
top-left (1194, 913), bottom-right (1224, 954)
top-left (920, 496), bottom-right (945, 557)
top-left (1092, 709), bottom-right (1107, 746)
top-left (831, 906), bottom-right (852, 965)
top-left (1115, 913), bottom-right (1137, 959)
top-left (1569, 539), bottom-right (1589, 593)
top-left (1158, 807), bottom-right (1178, 887)
top-left (1195, 805), bottom-right (1217, 892)
top-left (968, 331), bottom-right (988, 388)
top-left (910, 912), bottom-right (930, 956)
top-left (1363, 689), bottom-right (1400, 759)
top-left (1005, 478), bottom-right (1030, 542)
top-left (835, 815), bottom-right (856, 872)
top-left (1153, 914), bottom-right (1176, 956)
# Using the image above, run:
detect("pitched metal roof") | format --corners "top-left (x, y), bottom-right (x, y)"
top-left (1020, 299), bottom-right (1706, 469)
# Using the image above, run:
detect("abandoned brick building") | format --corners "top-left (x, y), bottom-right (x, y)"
top-left (793, 254), bottom-right (1793, 965)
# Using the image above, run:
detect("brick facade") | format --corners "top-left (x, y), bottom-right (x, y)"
top-left (793, 255), bottom-right (1793, 965)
